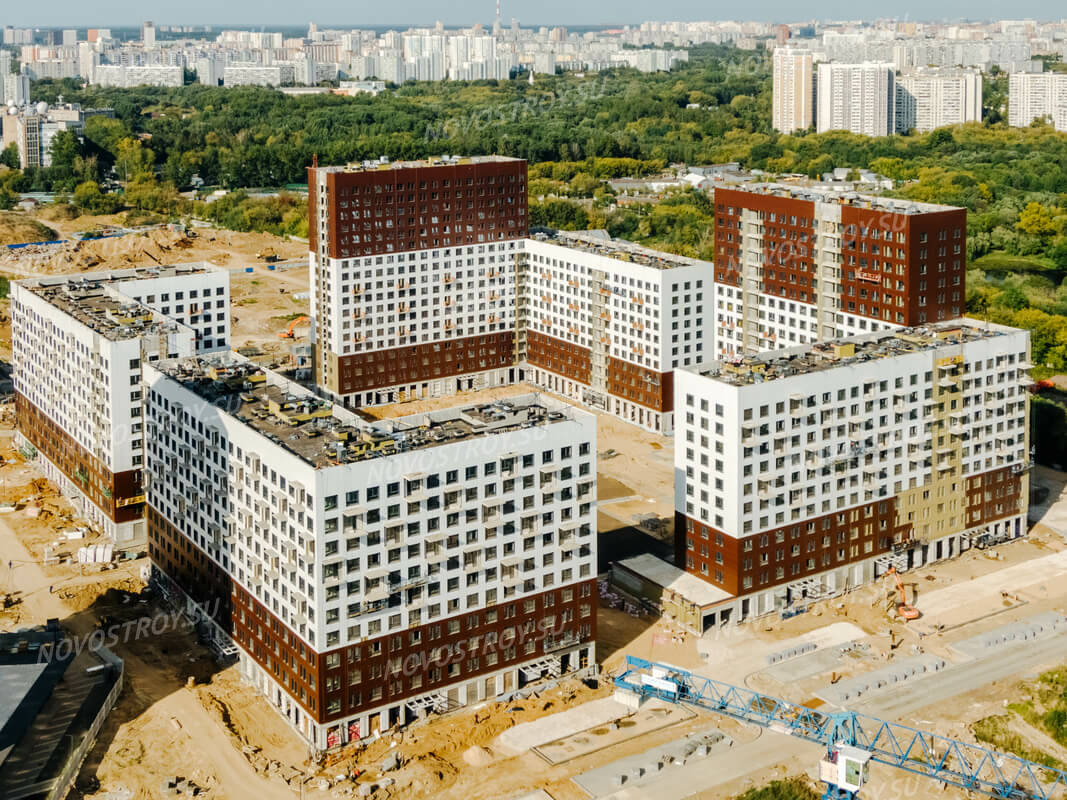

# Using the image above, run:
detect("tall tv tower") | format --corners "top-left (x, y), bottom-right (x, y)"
top-left (494, 0), bottom-right (502, 35)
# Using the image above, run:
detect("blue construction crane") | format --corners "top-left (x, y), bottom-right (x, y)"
top-left (614, 655), bottom-right (1067, 800)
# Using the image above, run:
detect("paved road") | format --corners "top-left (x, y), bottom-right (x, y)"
top-left (858, 632), bottom-right (1067, 720)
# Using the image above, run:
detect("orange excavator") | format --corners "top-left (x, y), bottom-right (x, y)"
top-left (277, 316), bottom-right (310, 339)
top-left (886, 566), bottom-right (921, 620)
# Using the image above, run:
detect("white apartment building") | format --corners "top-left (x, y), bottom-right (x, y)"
top-left (224, 64), bottom-right (295, 87)
top-left (2, 73), bottom-right (31, 107)
top-left (817, 62), bottom-right (896, 137)
top-left (674, 320), bottom-right (1031, 627)
top-left (92, 64), bottom-right (183, 88)
top-left (144, 353), bottom-right (597, 748)
top-left (896, 68), bottom-right (983, 132)
top-left (772, 48), bottom-right (814, 134)
top-left (520, 231), bottom-right (714, 434)
top-left (1009, 72), bottom-right (1067, 131)
top-left (11, 265), bottom-right (231, 547)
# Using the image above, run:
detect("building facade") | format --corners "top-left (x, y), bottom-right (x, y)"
top-left (896, 68), bottom-right (983, 133)
top-left (307, 156), bottom-right (528, 406)
top-left (711, 184), bottom-right (967, 359)
top-left (520, 231), bottom-right (714, 434)
top-left (144, 353), bottom-right (597, 749)
top-left (11, 265), bottom-right (230, 547)
top-left (674, 321), bottom-right (1031, 628)
top-left (772, 48), bottom-right (814, 134)
top-left (816, 62), bottom-right (896, 137)
top-left (1008, 72), bottom-right (1067, 132)
top-left (92, 64), bottom-right (183, 88)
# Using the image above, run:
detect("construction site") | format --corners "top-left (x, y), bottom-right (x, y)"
top-left (0, 208), bottom-right (1065, 800)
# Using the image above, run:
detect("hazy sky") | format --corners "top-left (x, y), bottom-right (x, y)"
top-left (7, 1), bottom-right (1064, 28)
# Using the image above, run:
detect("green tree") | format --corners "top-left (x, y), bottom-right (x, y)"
top-left (997, 286), bottom-right (1030, 311)
top-left (1017, 202), bottom-right (1058, 237)
top-left (736, 779), bottom-right (820, 800)
top-left (114, 138), bottom-right (154, 184)
top-left (72, 180), bottom-right (122, 214)
top-left (49, 130), bottom-right (80, 172)
top-left (0, 143), bottom-right (18, 169)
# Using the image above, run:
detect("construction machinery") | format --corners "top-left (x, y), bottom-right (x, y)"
top-left (277, 316), bottom-right (310, 339)
top-left (256, 247), bottom-right (280, 263)
top-left (615, 656), bottom-right (1067, 800)
top-left (886, 567), bottom-right (920, 620)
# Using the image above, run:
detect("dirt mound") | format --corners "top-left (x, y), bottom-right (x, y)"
top-left (461, 745), bottom-right (493, 767)
top-left (396, 752), bottom-right (460, 797)
top-left (0, 212), bottom-right (58, 245)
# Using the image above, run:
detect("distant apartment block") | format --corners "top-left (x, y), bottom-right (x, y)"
top-left (772, 48), bottom-right (814, 134)
top-left (144, 354), bottom-right (597, 748)
top-left (1009, 72), bottom-right (1067, 132)
top-left (223, 64), bottom-right (295, 87)
top-left (896, 68), bottom-right (983, 133)
top-left (674, 320), bottom-right (1031, 627)
top-left (712, 184), bottom-right (967, 358)
top-left (11, 265), bottom-right (231, 547)
top-left (816, 62), bottom-right (896, 137)
top-left (92, 64), bottom-right (183, 88)
top-left (307, 156), bottom-right (529, 407)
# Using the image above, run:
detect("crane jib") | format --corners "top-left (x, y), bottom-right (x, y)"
top-left (613, 655), bottom-right (1067, 800)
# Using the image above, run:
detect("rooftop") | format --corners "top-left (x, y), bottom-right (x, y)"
top-left (720, 181), bottom-right (961, 215)
top-left (616, 553), bottom-right (733, 608)
top-left (155, 353), bottom-right (577, 469)
top-left (315, 155), bottom-right (523, 174)
top-left (693, 320), bottom-right (1023, 387)
top-left (20, 264), bottom-right (217, 342)
top-left (530, 229), bottom-right (707, 270)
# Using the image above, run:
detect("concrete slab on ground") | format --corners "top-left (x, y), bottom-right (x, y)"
top-left (698, 621), bottom-right (866, 672)
top-left (914, 549), bottom-right (1067, 626)
top-left (533, 702), bottom-right (693, 765)
top-left (492, 696), bottom-right (631, 755)
top-left (571, 726), bottom-right (731, 798)
top-left (761, 642), bottom-right (867, 684)
top-left (596, 729), bottom-right (813, 800)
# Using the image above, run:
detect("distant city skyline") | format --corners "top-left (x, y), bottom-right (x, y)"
top-left (6, 2), bottom-right (1067, 29)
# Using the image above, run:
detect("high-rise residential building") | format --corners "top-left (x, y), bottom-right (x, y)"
top-left (816, 62), bottom-right (896, 137)
top-left (62, 29), bottom-right (78, 46)
top-left (223, 64), bottom-right (294, 87)
top-left (11, 265), bottom-right (231, 547)
top-left (772, 48), bottom-right (814, 134)
top-left (519, 231), bottom-right (714, 434)
top-left (145, 353), bottom-right (597, 748)
top-left (142, 21), bottom-right (156, 48)
top-left (2, 72), bottom-right (31, 107)
top-left (674, 320), bottom-right (1031, 627)
top-left (896, 68), bottom-right (983, 133)
top-left (92, 64), bottom-right (183, 88)
top-left (307, 156), bottom-right (528, 407)
top-left (1008, 72), bottom-right (1067, 132)
top-left (711, 184), bottom-right (967, 358)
